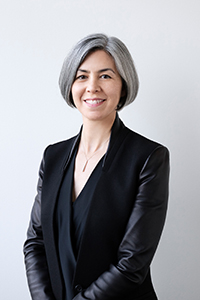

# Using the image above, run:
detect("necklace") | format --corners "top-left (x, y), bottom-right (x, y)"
top-left (81, 138), bottom-right (109, 172)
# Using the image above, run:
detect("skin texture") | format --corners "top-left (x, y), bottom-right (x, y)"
top-left (71, 50), bottom-right (123, 125)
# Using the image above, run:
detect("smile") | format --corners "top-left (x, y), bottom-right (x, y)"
top-left (84, 98), bottom-right (105, 107)
top-left (84, 98), bottom-right (105, 104)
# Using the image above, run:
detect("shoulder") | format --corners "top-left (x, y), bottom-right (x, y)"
top-left (42, 134), bottom-right (79, 169)
top-left (47, 135), bottom-right (77, 153)
top-left (120, 124), bottom-right (169, 171)
top-left (124, 125), bottom-right (168, 153)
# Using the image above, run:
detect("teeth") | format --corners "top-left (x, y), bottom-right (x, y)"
top-left (85, 99), bottom-right (104, 104)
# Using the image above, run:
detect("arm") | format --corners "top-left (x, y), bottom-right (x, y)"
top-left (23, 152), bottom-right (56, 300)
top-left (73, 146), bottom-right (170, 300)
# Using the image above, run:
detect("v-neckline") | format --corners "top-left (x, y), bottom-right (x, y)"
top-left (72, 151), bottom-right (105, 203)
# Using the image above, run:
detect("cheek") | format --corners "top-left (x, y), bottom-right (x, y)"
top-left (112, 84), bottom-right (123, 100)
top-left (71, 84), bottom-right (81, 100)
top-left (113, 79), bottom-right (123, 95)
top-left (107, 81), bottom-right (122, 94)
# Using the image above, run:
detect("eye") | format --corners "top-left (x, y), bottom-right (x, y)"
top-left (76, 75), bottom-right (87, 80)
top-left (100, 74), bottom-right (111, 79)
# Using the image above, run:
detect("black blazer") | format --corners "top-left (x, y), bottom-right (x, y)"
top-left (24, 115), bottom-right (170, 300)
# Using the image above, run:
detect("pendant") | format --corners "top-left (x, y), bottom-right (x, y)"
top-left (82, 160), bottom-right (88, 172)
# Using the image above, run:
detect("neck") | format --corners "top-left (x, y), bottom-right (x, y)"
top-left (81, 113), bottom-right (116, 154)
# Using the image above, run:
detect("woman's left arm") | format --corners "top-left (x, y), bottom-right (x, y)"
top-left (73, 146), bottom-right (170, 300)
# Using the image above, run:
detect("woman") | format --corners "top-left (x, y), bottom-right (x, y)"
top-left (24, 33), bottom-right (169, 300)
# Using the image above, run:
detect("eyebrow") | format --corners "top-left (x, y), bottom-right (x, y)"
top-left (77, 68), bottom-right (116, 74)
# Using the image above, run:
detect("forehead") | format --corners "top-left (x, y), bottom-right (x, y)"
top-left (78, 50), bottom-right (117, 71)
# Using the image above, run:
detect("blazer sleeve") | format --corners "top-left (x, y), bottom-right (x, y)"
top-left (23, 150), bottom-right (56, 300)
top-left (73, 146), bottom-right (170, 300)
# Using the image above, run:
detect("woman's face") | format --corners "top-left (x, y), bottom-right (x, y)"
top-left (71, 50), bottom-right (123, 123)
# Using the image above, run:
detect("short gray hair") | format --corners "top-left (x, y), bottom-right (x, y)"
top-left (59, 33), bottom-right (139, 110)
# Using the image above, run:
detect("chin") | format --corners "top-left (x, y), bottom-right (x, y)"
top-left (83, 111), bottom-right (116, 123)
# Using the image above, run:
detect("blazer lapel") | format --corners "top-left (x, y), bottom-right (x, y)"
top-left (42, 131), bottom-right (81, 223)
top-left (43, 114), bottom-right (130, 295)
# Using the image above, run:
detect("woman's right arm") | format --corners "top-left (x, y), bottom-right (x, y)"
top-left (23, 154), bottom-right (56, 300)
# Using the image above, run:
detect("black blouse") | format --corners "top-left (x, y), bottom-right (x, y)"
top-left (55, 148), bottom-right (104, 300)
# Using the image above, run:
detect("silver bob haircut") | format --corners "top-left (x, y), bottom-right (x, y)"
top-left (59, 33), bottom-right (139, 111)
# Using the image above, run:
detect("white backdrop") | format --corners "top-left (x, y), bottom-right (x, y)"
top-left (1, 1), bottom-right (200, 299)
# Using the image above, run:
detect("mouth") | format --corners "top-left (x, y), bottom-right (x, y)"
top-left (84, 98), bottom-right (105, 105)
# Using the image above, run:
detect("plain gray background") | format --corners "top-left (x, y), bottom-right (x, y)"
top-left (1, 0), bottom-right (200, 299)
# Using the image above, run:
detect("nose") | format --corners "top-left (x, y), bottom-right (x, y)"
top-left (86, 77), bottom-right (100, 93)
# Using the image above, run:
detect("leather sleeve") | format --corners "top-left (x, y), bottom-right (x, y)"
top-left (23, 150), bottom-right (56, 300)
top-left (73, 146), bottom-right (170, 300)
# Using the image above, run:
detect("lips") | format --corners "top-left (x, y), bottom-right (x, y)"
top-left (84, 98), bottom-right (105, 104)
top-left (85, 99), bottom-right (104, 104)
